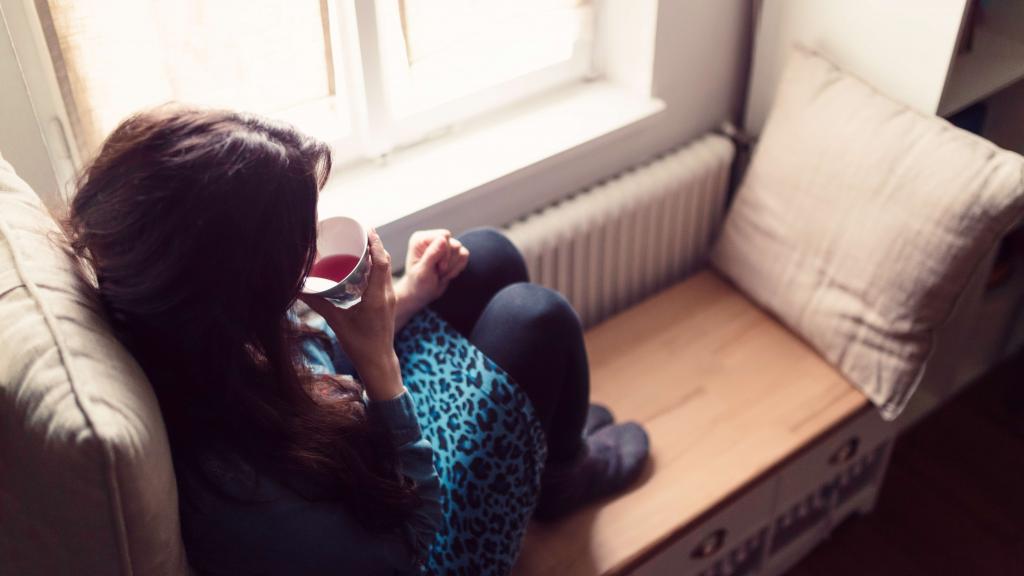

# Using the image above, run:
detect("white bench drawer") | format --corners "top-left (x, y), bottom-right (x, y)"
top-left (775, 407), bottom-right (892, 509)
top-left (631, 479), bottom-right (774, 576)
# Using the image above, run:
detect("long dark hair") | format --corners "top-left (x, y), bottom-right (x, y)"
top-left (65, 105), bottom-right (418, 529)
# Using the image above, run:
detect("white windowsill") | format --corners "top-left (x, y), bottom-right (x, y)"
top-left (317, 80), bottom-right (665, 254)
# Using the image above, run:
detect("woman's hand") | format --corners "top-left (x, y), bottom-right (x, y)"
top-left (301, 229), bottom-right (404, 401)
top-left (394, 229), bottom-right (469, 330)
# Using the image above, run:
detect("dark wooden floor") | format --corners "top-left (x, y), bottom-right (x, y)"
top-left (787, 351), bottom-right (1024, 576)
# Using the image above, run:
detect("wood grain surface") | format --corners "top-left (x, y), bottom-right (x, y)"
top-left (513, 270), bottom-right (868, 576)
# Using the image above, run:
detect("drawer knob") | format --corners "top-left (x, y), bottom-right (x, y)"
top-left (691, 528), bottom-right (726, 559)
top-left (829, 437), bottom-right (860, 466)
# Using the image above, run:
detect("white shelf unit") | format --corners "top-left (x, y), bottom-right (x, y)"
top-left (941, 2), bottom-right (1024, 391)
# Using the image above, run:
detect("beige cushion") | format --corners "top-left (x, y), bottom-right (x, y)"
top-left (0, 153), bottom-right (188, 575)
top-left (712, 46), bottom-right (1024, 420)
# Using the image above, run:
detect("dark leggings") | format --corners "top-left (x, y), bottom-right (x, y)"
top-left (430, 228), bottom-right (589, 464)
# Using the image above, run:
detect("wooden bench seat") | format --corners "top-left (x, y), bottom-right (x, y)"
top-left (513, 270), bottom-right (869, 576)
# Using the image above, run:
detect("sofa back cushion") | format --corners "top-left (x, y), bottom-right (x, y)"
top-left (0, 153), bottom-right (188, 575)
top-left (712, 46), bottom-right (1024, 419)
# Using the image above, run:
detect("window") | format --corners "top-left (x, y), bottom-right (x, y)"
top-left (34, 0), bottom-right (594, 164)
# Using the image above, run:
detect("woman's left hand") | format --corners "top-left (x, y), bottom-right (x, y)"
top-left (394, 229), bottom-right (469, 326)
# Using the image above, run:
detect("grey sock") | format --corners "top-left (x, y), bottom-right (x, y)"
top-left (584, 403), bottom-right (614, 437)
top-left (534, 421), bottom-right (650, 521)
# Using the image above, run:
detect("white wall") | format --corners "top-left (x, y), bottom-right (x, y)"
top-left (649, 1), bottom-right (751, 155)
top-left (573, 0), bottom-right (751, 189)
top-left (745, 0), bottom-right (968, 135)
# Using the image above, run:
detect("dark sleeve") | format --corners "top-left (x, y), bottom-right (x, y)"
top-left (367, 389), bottom-right (444, 565)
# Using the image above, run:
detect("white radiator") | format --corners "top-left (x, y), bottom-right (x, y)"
top-left (505, 134), bottom-right (735, 328)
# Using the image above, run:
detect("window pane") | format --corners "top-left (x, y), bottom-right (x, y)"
top-left (40, 0), bottom-right (344, 154)
top-left (394, 0), bottom-right (591, 114)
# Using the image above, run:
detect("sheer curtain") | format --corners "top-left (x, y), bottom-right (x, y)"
top-left (37, 0), bottom-right (338, 156)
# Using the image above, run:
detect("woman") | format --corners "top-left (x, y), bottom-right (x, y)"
top-left (66, 105), bottom-right (649, 575)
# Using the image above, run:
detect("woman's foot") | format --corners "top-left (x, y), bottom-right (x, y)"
top-left (534, 422), bottom-right (650, 521)
top-left (585, 403), bottom-right (614, 437)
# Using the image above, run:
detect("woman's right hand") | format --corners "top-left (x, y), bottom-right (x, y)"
top-left (301, 229), bottom-right (404, 401)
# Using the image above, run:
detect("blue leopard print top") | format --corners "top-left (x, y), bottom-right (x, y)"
top-left (178, 309), bottom-right (545, 576)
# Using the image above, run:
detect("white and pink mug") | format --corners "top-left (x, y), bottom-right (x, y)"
top-left (301, 216), bottom-right (370, 309)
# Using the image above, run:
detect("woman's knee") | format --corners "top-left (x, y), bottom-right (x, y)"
top-left (471, 283), bottom-right (584, 392)
top-left (489, 283), bottom-right (581, 336)
top-left (457, 228), bottom-right (528, 285)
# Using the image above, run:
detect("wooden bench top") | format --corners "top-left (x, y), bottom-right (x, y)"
top-left (513, 270), bottom-right (868, 576)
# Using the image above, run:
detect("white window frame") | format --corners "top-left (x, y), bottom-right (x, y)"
top-left (352, 0), bottom-right (598, 157)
